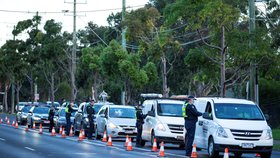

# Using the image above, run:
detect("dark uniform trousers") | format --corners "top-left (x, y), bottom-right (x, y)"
top-left (185, 119), bottom-right (196, 156)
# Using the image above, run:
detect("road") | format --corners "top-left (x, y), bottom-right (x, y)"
top-left (1, 114), bottom-right (280, 158)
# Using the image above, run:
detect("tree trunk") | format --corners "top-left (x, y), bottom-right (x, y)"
top-left (4, 81), bottom-right (11, 113)
top-left (16, 81), bottom-right (22, 108)
top-left (51, 72), bottom-right (55, 103)
top-left (162, 54), bottom-right (168, 97)
top-left (220, 26), bottom-right (226, 97)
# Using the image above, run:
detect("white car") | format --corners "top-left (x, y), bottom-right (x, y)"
top-left (193, 97), bottom-right (273, 158)
top-left (95, 105), bottom-right (137, 139)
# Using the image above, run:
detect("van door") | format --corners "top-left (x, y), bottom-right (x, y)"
top-left (194, 100), bottom-right (208, 149)
top-left (142, 101), bottom-right (154, 141)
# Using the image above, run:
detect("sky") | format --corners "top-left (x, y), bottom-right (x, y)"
top-left (0, 0), bottom-right (149, 46)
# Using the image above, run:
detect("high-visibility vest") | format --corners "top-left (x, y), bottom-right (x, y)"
top-left (182, 103), bottom-right (188, 117)
top-left (65, 103), bottom-right (69, 113)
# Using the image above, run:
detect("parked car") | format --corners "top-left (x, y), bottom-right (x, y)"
top-left (15, 102), bottom-right (32, 112)
top-left (54, 107), bottom-right (78, 133)
top-left (95, 105), bottom-right (137, 140)
top-left (27, 105), bottom-right (50, 127)
top-left (73, 102), bottom-right (92, 135)
top-left (46, 101), bottom-right (61, 110)
top-left (60, 102), bottom-right (78, 109)
top-left (16, 105), bottom-right (32, 125)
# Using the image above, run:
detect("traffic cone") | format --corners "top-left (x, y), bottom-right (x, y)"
top-left (191, 144), bottom-right (198, 158)
top-left (158, 142), bottom-right (165, 157)
top-left (12, 120), bottom-right (15, 126)
top-left (15, 121), bottom-right (18, 129)
top-left (152, 138), bottom-right (158, 152)
top-left (126, 138), bottom-right (133, 151)
top-left (51, 126), bottom-right (56, 136)
top-left (69, 125), bottom-right (74, 137)
top-left (255, 153), bottom-right (261, 157)
top-left (102, 131), bottom-right (107, 142)
top-left (107, 134), bottom-right (113, 146)
top-left (223, 148), bottom-right (229, 158)
top-left (59, 125), bottom-right (62, 134)
top-left (39, 123), bottom-right (43, 134)
top-left (61, 128), bottom-right (66, 138)
top-left (78, 130), bottom-right (83, 141)
top-left (25, 124), bottom-right (29, 132)
top-left (7, 119), bottom-right (10, 125)
top-left (33, 122), bottom-right (36, 130)
top-left (82, 129), bottom-right (85, 139)
top-left (124, 135), bottom-right (129, 147)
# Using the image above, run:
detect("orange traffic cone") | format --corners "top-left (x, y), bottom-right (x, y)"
top-left (152, 138), bottom-right (158, 152)
top-left (124, 135), bottom-right (129, 147)
top-left (191, 144), bottom-right (198, 158)
top-left (59, 125), bottom-right (62, 134)
top-left (102, 131), bottom-right (107, 142)
top-left (69, 125), bottom-right (74, 137)
top-left (51, 126), bottom-right (56, 136)
top-left (82, 129), bottom-right (85, 139)
top-left (126, 138), bottom-right (133, 151)
top-left (12, 120), bottom-right (15, 126)
top-left (223, 148), bottom-right (229, 158)
top-left (39, 123), bottom-right (43, 134)
top-left (15, 121), bottom-right (18, 129)
top-left (158, 142), bottom-right (165, 157)
top-left (78, 130), bottom-right (83, 141)
top-left (7, 119), bottom-right (10, 125)
top-left (255, 153), bottom-right (261, 157)
top-left (32, 122), bottom-right (36, 130)
top-left (107, 134), bottom-right (113, 146)
top-left (25, 124), bottom-right (29, 132)
top-left (61, 128), bottom-right (66, 138)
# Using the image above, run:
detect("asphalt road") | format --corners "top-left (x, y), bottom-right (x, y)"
top-left (1, 114), bottom-right (280, 158)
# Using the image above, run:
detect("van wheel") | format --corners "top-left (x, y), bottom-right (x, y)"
top-left (140, 140), bottom-right (146, 146)
top-left (151, 131), bottom-right (159, 148)
top-left (234, 152), bottom-right (242, 157)
top-left (208, 137), bottom-right (219, 158)
top-left (260, 152), bottom-right (271, 158)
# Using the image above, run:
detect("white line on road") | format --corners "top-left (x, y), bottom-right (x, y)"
top-left (25, 147), bottom-right (35, 151)
top-left (0, 138), bottom-right (5, 141)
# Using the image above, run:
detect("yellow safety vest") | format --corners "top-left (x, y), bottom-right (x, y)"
top-left (182, 103), bottom-right (188, 117)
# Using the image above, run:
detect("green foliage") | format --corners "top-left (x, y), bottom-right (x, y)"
top-left (56, 82), bottom-right (72, 101)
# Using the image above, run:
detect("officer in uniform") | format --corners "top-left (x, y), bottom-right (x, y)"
top-left (135, 104), bottom-right (147, 147)
top-left (48, 105), bottom-right (55, 132)
top-left (182, 96), bottom-right (202, 157)
top-left (65, 102), bottom-right (74, 135)
top-left (86, 99), bottom-right (95, 139)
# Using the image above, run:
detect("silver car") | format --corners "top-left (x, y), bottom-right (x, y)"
top-left (27, 106), bottom-right (50, 127)
top-left (95, 105), bottom-right (137, 139)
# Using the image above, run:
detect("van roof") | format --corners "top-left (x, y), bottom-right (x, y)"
top-left (196, 97), bottom-right (256, 105)
top-left (145, 99), bottom-right (185, 104)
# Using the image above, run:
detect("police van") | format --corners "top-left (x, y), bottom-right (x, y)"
top-left (193, 97), bottom-right (273, 158)
top-left (140, 94), bottom-right (185, 147)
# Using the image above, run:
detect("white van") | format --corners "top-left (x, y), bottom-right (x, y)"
top-left (141, 98), bottom-right (185, 147)
top-left (193, 97), bottom-right (273, 158)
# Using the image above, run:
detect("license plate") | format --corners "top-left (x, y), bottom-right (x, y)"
top-left (44, 121), bottom-right (50, 124)
top-left (241, 143), bottom-right (254, 148)
top-left (125, 130), bottom-right (133, 134)
top-left (177, 136), bottom-right (184, 140)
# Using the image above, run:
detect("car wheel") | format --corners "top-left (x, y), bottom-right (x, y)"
top-left (73, 122), bottom-right (79, 135)
top-left (260, 152), bottom-right (272, 158)
top-left (234, 152), bottom-right (242, 157)
top-left (151, 130), bottom-right (159, 148)
top-left (140, 139), bottom-right (146, 147)
top-left (95, 125), bottom-right (101, 140)
top-left (208, 137), bottom-right (219, 158)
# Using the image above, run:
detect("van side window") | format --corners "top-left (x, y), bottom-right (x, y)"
top-left (205, 102), bottom-right (212, 119)
top-left (143, 102), bottom-right (152, 115)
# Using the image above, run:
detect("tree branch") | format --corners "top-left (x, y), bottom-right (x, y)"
top-left (197, 29), bottom-right (222, 51)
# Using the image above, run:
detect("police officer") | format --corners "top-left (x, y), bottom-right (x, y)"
top-left (48, 105), bottom-right (55, 132)
top-left (135, 104), bottom-right (147, 147)
top-left (182, 96), bottom-right (202, 157)
top-left (86, 99), bottom-right (95, 139)
top-left (65, 102), bottom-right (74, 135)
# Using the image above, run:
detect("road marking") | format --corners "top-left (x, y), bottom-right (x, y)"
top-left (0, 138), bottom-right (5, 141)
top-left (25, 147), bottom-right (35, 151)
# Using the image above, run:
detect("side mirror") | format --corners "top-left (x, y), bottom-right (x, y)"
top-left (264, 114), bottom-right (269, 121)
top-left (147, 111), bottom-right (155, 117)
top-left (203, 112), bottom-right (212, 120)
top-left (78, 109), bottom-right (82, 113)
top-left (28, 111), bottom-right (33, 116)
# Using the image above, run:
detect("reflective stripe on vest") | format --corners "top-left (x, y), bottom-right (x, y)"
top-left (65, 104), bottom-right (69, 113)
top-left (182, 103), bottom-right (188, 117)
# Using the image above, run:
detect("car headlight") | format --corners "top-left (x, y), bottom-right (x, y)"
top-left (33, 117), bottom-right (41, 121)
top-left (265, 129), bottom-right (273, 140)
top-left (156, 120), bottom-right (166, 131)
top-left (108, 122), bottom-right (117, 129)
top-left (85, 118), bottom-right (89, 122)
top-left (216, 126), bottom-right (228, 138)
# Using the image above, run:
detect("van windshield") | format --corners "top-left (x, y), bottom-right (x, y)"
top-left (157, 103), bottom-right (183, 117)
top-left (214, 103), bottom-right (264, 120)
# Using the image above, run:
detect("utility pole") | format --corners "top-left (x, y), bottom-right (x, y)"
top-left (249, 0), bottom-right (258, 104)
top-left (11, 26), bottom-right (15, 113)
top-left (121, 0), bottom-right (126, 105)
top-left (71, 0), bottom-right (77, 101)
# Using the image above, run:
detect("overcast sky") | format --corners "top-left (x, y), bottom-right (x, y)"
top-left (0, 0), bottom-right (149, 46)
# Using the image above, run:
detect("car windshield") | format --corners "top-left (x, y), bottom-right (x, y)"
top-left (109, 108), bottom-right (136, 118)
top-left (94, 105), bottom-right (103, 114)
top-left (157, 103), bottom-right (183, 117)
top-left (22, 106), bottom-right (32, 113)
top-left (33, 107), bottom-right (49, 114)
top-left (214, 103), bottom-right (264, 120)
top-left (59, 109), bottom-right (77, 117)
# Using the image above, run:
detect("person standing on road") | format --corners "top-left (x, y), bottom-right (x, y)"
top-left (86, 99), bottom-right (95, 140)
top-left (182, 95), bottom-right (202, 157)
top-left (65, 102), bottom-right (74, 135)
top-left (48, 105), bottom-right (55, 132)
top-left (135, 104), bottom-right (147, 147)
